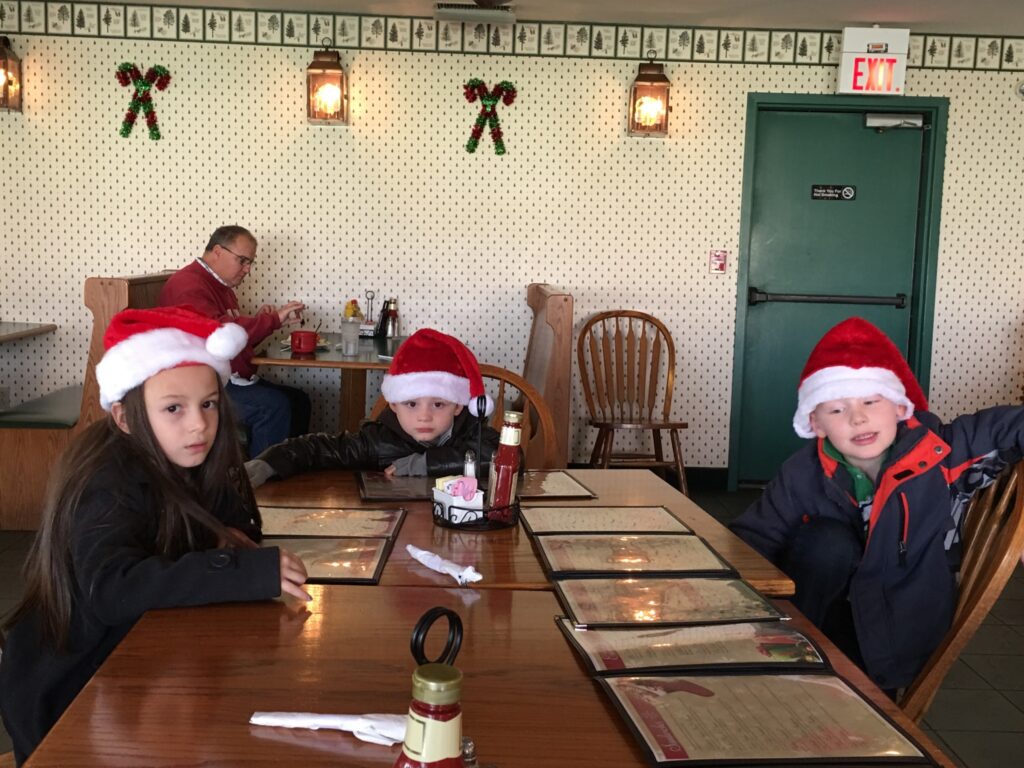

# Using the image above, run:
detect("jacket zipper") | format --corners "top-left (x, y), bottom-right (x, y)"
top-left (897, 492), bottom-right (909, 566)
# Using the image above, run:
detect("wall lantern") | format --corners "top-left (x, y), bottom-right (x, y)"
top-left (307, 39), bottom-right (347, 125)
top-left (628, 50), bottom-right (671, 137)
top-left (0, 36), bottom-right (22, 113)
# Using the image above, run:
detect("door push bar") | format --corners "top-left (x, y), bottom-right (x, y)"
top-left (748, 287), bottom-right (906, 309)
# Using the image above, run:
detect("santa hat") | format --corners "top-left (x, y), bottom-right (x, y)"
top-left (793, 317), bottom-right (927, 438)
top-left (380, 328), bottom-right (494, 417)
top-left (96, 306), bottom-right (248, 411)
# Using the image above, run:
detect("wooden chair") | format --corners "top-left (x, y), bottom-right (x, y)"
top-left (898, 460), bottom-right (1024, 722)
top-left (0, 272), bottom-right (171, 530)
top-left (576, 310), bottom-right (689, 494)
top-left (369, 363), bottom-right (558, 470)
top-left (519, 283), bottom-right (574, 467)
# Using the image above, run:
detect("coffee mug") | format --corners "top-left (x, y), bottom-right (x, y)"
top-left (290, 330), bottom-right (317, 354)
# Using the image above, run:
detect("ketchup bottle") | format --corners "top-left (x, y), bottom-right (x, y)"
top-left (393, 663), bottom-right (463, 768)
top-left (486, 411), bottom-right (522, 515)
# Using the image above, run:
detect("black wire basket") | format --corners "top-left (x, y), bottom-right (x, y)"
top-left (431, 494), bottom-right (520, 530)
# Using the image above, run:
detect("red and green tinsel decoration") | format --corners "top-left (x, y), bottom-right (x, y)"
top-left (463, 79), bottom-right (516, 155)
top-left (115, 63), bottom-right (172, 141)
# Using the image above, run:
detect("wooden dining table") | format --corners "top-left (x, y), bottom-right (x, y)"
top-left (25, 467), bottom-right (955, 767)
top-left (24, 585), bottom-right (954, 768)
top-left (255, 468), bottom-right (796, 596)
top-left (252, 333), bottom-right (404, 433)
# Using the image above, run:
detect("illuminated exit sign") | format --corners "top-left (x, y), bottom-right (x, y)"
top-left (837, 27), bottom-right (909, 95)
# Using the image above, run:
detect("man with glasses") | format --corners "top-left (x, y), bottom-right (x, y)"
top-left (159, 225), bottom-right (311, 456)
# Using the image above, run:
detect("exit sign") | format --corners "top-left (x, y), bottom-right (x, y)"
top-left (837, 27), bottom-right (909, 95)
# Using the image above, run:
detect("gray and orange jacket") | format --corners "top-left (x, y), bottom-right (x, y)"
top-left (730, 405), bottom-right (1024, 689)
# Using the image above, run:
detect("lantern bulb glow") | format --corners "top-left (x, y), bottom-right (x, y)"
top-left (314, 83), bottom-right (342, 116)
top-left (634, 95), bottom-right (665, 127)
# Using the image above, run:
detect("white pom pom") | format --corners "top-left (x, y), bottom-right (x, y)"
top-left (206, 323), bottom-right (248, 360)
top-left (468, 394), bottom-right (494, 418)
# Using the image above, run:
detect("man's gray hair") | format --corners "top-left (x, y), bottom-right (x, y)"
top-left (205, 225), bottom-right (254, 253)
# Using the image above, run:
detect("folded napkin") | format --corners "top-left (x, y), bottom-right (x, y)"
top-left (249, 712), bottom-right (406, 746)
top-left (406, 544), bottom-right (483, 586)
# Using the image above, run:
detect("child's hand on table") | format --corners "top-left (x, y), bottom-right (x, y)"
top-left (279, 548), bottom-right (312, 602)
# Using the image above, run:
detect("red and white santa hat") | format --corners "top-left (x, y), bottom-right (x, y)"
top-left (381, 328), bottom-right (494, 417)
top-left (792, 317), bottom-right (928, 438)
top-left (96, 306), bottom-right (248, 410)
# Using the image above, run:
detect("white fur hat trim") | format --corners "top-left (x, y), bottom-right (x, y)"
top-left (792, 365), bottom-right (913, 439)
top-left (96, 324), bottom-right (247, 410)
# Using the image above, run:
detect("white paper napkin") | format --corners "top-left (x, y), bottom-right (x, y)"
top-left (406, 544), bottom-right (483, 585)
top-left (249, 712), bottom-right (406, 746)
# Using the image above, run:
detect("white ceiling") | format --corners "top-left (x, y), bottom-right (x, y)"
top-left (182, 1), bottom-right (1024, 37)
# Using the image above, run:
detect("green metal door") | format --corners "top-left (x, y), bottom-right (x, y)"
top-left (730, 96), bottom-right (947, 486)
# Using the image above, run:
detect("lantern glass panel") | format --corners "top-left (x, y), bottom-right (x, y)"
top-left (629, 82), bottom-right (669, 136)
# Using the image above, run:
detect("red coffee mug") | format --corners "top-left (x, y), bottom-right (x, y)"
top-left (290, 330), bottom-right (317, 354)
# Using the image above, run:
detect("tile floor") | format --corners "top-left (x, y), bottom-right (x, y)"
top-left (0, 490), bottom-right (1022, 764)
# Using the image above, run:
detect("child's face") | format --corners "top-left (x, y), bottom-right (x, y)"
top-left (142, 365), bottom-right (221, 468)
top-left (809, 394), bottom-right (910, 472)
top-left (389, 398), bottom-right (464, 442)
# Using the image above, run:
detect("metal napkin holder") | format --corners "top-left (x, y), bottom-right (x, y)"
top-left (431, 487), bottom-right (520, 531)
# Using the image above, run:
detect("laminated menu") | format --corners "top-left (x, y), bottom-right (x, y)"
top-left (600, 673), bottom-right (930, 765)
top-left (535, 534), bottom-right (732, 578)
top-left (259, 506), bottom-right (405, 539)
top-left (556, 618), bottom-right (826, 675)
top-left (358, 469), bottom-right (596, 501)
top-left (262, 537), bottom-right (392, 584)
top-left (521, 505), bottom-right (691, 534)
top-left (555, 577), bottom-right (783, 628)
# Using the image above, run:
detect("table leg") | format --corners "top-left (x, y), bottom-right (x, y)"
top-left (338, 369), bottom-right (367, 433)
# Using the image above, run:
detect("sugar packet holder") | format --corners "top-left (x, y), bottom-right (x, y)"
top-left (431, 475), bottom-right (520, 530)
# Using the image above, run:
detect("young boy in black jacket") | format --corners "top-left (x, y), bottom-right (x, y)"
top-left (246, 328), bottom-right (500, 486)
top-left (729, 317), bottom-right (1024, 691)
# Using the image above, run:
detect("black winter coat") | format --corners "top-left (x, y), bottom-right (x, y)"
top-left (256, 408), bottom-right (500, 479)
top-left (729, 406), bottom-right (1024, 690)
top-left (0, 451), bottom-right (281, 765)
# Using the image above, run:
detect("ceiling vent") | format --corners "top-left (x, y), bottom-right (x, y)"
top-left (434, 3), bottom-right (516, 24)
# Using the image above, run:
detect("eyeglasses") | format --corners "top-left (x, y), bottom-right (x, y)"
top-left (219, 243), bottom-right (256, 268)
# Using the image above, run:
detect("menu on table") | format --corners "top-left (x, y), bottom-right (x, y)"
top-left (555, 577), bottom-right (783, 628)
top-left (259, 506), bottom-right (405, 538)
top-left (357, 472), bottom-right (432, 501)
top-left (600, 673), bottom-right (930, 765)
top-left (521, 505), bottom-right (691, 535)
top-left (519, 470), bottom-right (596, 499)
top-left (556, 618), bottom-right (826, 675)
top-left (358, 469), bottom-right (596, 502)
top-left (535, 534), bottom-right (733, 578)
top-left (262, 536), bottom-right (391, 584)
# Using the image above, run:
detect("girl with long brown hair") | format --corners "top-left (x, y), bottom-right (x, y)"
top-left (0, 307), bottom-right (310, 765)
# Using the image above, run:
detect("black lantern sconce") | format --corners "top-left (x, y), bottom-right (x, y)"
top-left (0, 36), bottom-right (22, 113)
top-left (307, 38), bottom-right (348, 125)
top-left (628, 50), bottom-right (671, 137)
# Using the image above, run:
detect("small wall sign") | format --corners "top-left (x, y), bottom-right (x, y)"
top-left (709, 249), bottom-right (728, 273)
top-left (811, 185), bottom-right (856, 201)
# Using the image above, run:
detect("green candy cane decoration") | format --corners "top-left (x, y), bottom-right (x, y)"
top-left (115, 63), bottom-right (172, 140)
top-left (463, 79), bottom-right (517, 155)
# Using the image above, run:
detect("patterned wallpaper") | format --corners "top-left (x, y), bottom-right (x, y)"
top-left (1, 22), bottom-right (1022, 467)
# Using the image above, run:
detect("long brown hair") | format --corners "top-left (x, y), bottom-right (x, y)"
top-left (2, 376), bottom-right (258, 651)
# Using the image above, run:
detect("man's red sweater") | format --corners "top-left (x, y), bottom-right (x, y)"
top-left (159, 260), bottom-right (280, 379)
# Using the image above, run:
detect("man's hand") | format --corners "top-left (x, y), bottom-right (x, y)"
top-left (277, 301), bottom-right (306, 326)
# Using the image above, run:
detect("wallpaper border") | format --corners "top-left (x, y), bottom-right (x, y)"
top-left (0, 2), bottom-right (1022, 72)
